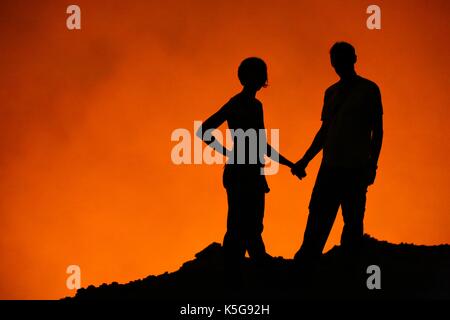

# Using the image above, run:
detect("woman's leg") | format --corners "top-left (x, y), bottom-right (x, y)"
top-left (223, 188), bottom-right (246, 265)
top-left (245, 190), bottom-right (267, 260)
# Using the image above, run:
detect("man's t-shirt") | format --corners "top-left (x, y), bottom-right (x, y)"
top-left (321, 75), bottom-right (383, 169)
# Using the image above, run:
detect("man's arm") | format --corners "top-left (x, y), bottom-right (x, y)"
top-left (367, 87), bottom-right (384, 185)
top-left (292, 88), bottom-right (331, 178)
top-left (292, 122), bottom-right (328, 178)
top-left (370, 115), bottom-right (383, 167)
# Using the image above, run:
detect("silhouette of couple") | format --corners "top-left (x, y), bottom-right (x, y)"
top-left (198, 42), bottom-right (383, 271)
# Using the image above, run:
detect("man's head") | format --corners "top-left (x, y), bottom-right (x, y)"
top-left (330, 42), bottom-right (357, 79)
top-left (238, 57), bottom-right (268, 91)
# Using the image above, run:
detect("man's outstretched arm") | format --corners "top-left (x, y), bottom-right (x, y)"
top-left (294, 122), bottom-right (328, 173)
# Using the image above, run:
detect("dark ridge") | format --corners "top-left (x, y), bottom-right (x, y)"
top-left (66, 235), bottom-right (450, 300)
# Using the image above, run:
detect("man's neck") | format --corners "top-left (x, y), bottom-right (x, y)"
top-left (339, 70), bottom-right (358, 82)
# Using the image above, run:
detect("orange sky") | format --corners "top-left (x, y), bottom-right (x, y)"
top-left (0, 0), bottom-right (449, 299)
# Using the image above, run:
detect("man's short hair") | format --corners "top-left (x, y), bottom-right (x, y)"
top-left (330, 42), bottom-right (357, 64)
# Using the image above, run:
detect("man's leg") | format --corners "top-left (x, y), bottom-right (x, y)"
top-left (340, 175), bottom-right (367, 252)
top-left (295, 167), bottom-right (341, 261)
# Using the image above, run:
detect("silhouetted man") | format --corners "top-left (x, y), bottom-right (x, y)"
top-left (292, 42), bottom-right (383, 261)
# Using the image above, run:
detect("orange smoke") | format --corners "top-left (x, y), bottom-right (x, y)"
top-left (0, 0), bottom-right (449, 299)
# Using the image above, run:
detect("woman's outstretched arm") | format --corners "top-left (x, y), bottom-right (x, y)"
top-left (266, 144), bottom-right (294, 168)
top-left (258, 103), bottom-right (293, 168)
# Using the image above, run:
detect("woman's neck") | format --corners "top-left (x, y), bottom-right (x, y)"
top-left (242, 87), bottom-right (257, 98)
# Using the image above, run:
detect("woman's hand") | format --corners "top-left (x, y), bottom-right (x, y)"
top-left (291, 159), bottom-right (307, 180)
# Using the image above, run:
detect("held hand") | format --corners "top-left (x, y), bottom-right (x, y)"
top-left (291, 167), bottom-right (306, 180)
top-left (291, 159), bottom-right (307, 180)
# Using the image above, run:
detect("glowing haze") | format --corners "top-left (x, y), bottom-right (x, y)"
top-left (0, 0), bottom-right (449, 299)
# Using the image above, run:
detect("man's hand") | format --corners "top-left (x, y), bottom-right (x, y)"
top-left (291, 159), bottom-right (308, 180)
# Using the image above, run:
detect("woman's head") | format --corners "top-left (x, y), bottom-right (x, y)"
top-left (238, 57), bottom-right (268, 90)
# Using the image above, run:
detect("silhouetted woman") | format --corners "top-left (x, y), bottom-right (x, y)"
top-left (197, 57), bottom-right (293, 273)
